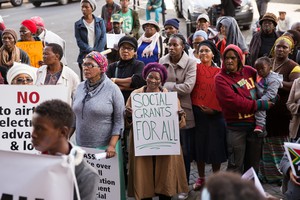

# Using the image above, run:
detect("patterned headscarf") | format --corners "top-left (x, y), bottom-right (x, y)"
top-left (270, 35), bottom-right (294, 57)
top-left (85, 51), bottom-right (108, 72)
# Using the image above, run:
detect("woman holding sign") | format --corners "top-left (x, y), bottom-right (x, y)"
top-left (125, 62), bottom-right (189, 200)
top-left (190, 40), bottom-right (227, 191)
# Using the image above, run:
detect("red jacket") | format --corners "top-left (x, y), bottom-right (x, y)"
top-left (215, 45), bottom-right (257, 128)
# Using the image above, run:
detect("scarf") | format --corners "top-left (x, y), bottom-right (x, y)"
top-left (0, 45), bottom-right (21, 68)
top-left (137, 32), bottom-right (160, 58)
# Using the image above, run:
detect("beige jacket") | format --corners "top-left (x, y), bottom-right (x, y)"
top-left (286, 77), bottom-right (300, 139)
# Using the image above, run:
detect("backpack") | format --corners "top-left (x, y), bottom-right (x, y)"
top-left (232, 0), bottom-right (242, 7)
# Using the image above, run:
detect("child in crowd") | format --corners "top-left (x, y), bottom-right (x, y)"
top-left (254, 57), bottom-right (283, 135)
top-left (277, 11), bottom-right (291, 35)
top-left (31, 99), bottom-right (99, 200)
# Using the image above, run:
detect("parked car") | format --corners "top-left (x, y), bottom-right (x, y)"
top-left (0, 0), bottom-right (23, 8)
top-left (174, 0), bottom-right (253, 31)
top-left (29, 0), bottom-right (69, 7)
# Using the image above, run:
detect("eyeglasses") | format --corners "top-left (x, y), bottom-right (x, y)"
top-left (15, 78), bottom-right (33, 84)
top-left (120, 46), bottom-right (134, 51)
top-left (199, 49), bottom-right (211, 53)
top-left (82, 62), bottom-right (99, 68)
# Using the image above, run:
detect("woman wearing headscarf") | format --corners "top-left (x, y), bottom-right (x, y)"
top-left (6, 62), bottom-right (37, 85)
top-left (215, 44), bottom-right (273, 173)
top-left (125, 62), bottom-right (188, 200)
top-left (75, 0), bottom-right (107, 81)
top-left (159, 34), bottom-right (197, 189)
top-left (0, 28), bottom-right (30, 84)
top-left (188, 30), bottom-right (208, 63)
top-left (19, 19), bottom-right (40, 42)
top-left (137, 20), bottom-right (164, 65)
top-left (71, 51), bottom-right (125, 199)
top-left (216, 16), bottom-right (248, 62)
top-left (260, 35), bottom-right (300, 183)
top-left (191, 40), bottom-right (226, 190)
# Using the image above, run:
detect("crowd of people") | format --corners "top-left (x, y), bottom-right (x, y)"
top-left (1, 0), bottom-right (300, 199)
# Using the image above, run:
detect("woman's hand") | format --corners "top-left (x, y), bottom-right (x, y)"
top-left (200, 105), bottom-right (215, 115)
top-left (106, 145), bottom-right (116, 158)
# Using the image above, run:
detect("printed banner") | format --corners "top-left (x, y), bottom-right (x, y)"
top-left (0, 85), bottom-right (68, 154)
top-left (16, 41), bottom-right (43, 68)
top-left (82, 147), bottom-right (120, 200)
top-left (242, 167), bottom-right (266, 197)
top-left (131, 92), bottom-right (180, 156)
top-left (191, 64), bottom-right (221, 111)
top-left (284, 142), bottom-right (300, 177)
top-left (0, 150), bottom-right (74, 199)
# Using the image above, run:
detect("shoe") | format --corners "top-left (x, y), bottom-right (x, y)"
top-left (193, 177), bottom-right (205, 191)
top-left (178, 193), bottom-right (188, 200)
top-left (254, 125), bottom-right (267, 137)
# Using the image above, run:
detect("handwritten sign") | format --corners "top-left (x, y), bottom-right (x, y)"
top-left (82, 147), bottom-right (121, 200)
top-left (16, 41), bottom-right (43, 68)
top-left (0, 85), bottom-right (68, 154)
top-left (191, 64), bottom-right (221, 111)
top-left (0, 150), bottom-right (74, 199)
top-left (131, 92), bottom-right (180, 156)
top-left (284, 142), bottom-right (300, 178)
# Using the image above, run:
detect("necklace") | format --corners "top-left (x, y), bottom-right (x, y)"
top-left (272, 58), bottom-right (289, 72)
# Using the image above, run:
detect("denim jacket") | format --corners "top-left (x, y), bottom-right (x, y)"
top-left (74, 15), bottom-right (107, 63)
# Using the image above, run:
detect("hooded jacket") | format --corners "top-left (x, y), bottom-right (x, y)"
top-left (215, 44), bottom-right (258, 129)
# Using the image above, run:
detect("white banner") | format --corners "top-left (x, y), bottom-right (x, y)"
top-left (242, 167), bottom-right (266, 197)
top-left (0, 85), bottom-right (68, 154)
top-left (0, 150), bottom-right (74, 199)
top-left (82, 147), bottom-right (120, 200)
top-left (131, 92), bottom-right (180, 156)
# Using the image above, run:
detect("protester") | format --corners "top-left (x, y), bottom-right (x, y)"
top-left (31, 99), bottom-right (99, 200)
top-left (75, 0), bottom-right (106, 81)
top-left (19, 19), bottom-right (40, 41)
top-left (106, 35), bottom-right (145, 103)
top-left (260, 36), bottom-right (300, 183)
top-left (291, 22), bottom-right (300, 33)
top-left (146, 0), bottom-right (162, 23)
top-left (30, 16), bottom-right (67, 65)
top-left (188, 13), bottom-right (219, 46)
top-left (159, 34), bottom-right (196, 195)
top-left (125, 62), bottom-right (188, 200)
top-left (101, 0), bottom-right (121, 32)
top-left (71, 51), bottom-right (125, 198)
top-left (0, 28), bottom-right (30, 83)
top-left (6, 62), bottom-right (37, 85)
top-left (277, 11), bottom-right (291, 35)
top-left (216, 16), bottom-right (248, 61)
top-left (117, 0), bottom-right (140, 39)
top-left (36, 43), bottom-right (80, 104)
top-left (248, 12), bottom-right (280, 67)
top-left (279, 138), bottom-right (300, 200)
top-left (137, 20), bottom-right (164, 65)
top-left (191, 40), bottom-right (226, 191)
top-left (0, 15), bottom-right (6, 47)
top-left (106, 13), bottom-right (124, 64)
top-left (188, 30), bottom-right (208, 63)
top-left (283, 30), bottom-right (300, 64)
top-left (215, 44), bottom-right (273, 173)
top-left (163, 18), bottom-right (180, 55)
top-left (286, 78), bottom-right (300, 141)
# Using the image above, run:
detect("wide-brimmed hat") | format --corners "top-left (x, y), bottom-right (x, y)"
top-left (259, 12), bottom-right (277, 26)
top-left (142, 20), bottom-right (160, 32)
